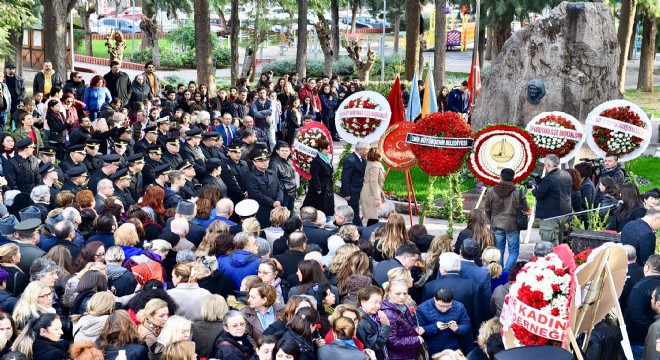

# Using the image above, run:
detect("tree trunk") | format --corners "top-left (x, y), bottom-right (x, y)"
top-left (241, 49), bottom-right (254, 79)
top-left (628, 18), bottom-right (638, 60)
top-left (140, 15), bottom-right (160, 67)
top-left (230, 0), bottom-right (240, 85)
top-left (247, 0), bottom-right (262, 83)
top-left (478, 27), bottom-right (486, 67)
top-left (484, 24), bottom-right (493, 61)
top-left (433, 0), bottom-right (446, 89)
top-left (315, 14), bottom-right (334, 77)
top-left (344, 41), bottom-right (376, 82)
top-left (8, 29), bottom-right (24, 75)
top-left (637, 15), bottom-right (657, 92)
top-left (617, 0), bottom-right (638, 94)
top-left (331, 0), bottom-right (340, 60)
top-left (404, 0), bottom-right (420, 81)
top-left (418, 37), bottom-right (426, 75)
top-left (351, 1), bottom-right (358, 34)
top-left (41, 0), bottom-right (76, 77)
top-left (140, 3), bottom-right (155, 51)
top-left (195, 0), bottom-right (216, 96)
top-left (296, 0), bottom-right (308, 77)
top-left (490, 14), bottom-right (512, 62)
top-left (393, 12), bottom-right (401, 53)
top-left (77, 1), bottom-right (97, 57)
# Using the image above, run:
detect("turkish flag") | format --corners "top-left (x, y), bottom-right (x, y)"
top-left (387, 75), bottom-right (405, 125)
top-left (467, 51), bottom-right (481, 109)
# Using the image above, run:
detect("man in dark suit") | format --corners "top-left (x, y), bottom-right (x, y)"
top-left (217, 112), bottom-right (238, 147)
top-left (360, 202), bottom-right (396, 240)
top-left (458, 239), bottom-right (493, 324)
top-left (373, 243), bottom-right (421, 286)
top-left (245, 150), bottom-right (283, 229)
top-left (300, 206), bottom-right (332, 255)
top-left (423, 252), bottom-right (480, 337)
top-left (621, 244), bottom-right (645, 314)
top-left (274, 231), bottom-right (307, 280)
top-left (340, 141), bottom-right (370, 225)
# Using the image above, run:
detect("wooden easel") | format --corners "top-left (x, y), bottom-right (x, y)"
top-left (384, 168), bottom-right (420, 226)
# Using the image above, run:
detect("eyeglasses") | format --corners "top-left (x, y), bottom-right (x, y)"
top-left (437, 303), bottom-right (452, 310)
top-left (39, 292), bottom-right (53, 298)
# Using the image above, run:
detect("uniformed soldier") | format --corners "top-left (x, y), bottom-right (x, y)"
top-left (245, 150), bottom-right (283, 228)
top-left (87, 154), bottom-right (121, 195)
top-left (83, 139), bottom-right (104, 174)
top-left (180, 127), bottom-right (207, 179)
top-left (126, 153), bottom-right (145, 202)
top-left (110, 168), bottom-right (136, 209)
top-left (221, 144), bottom-right (250, 206)
top-left (111, 139), bottom-right (129, 168)
top-left (37, 163), bottom-right (61, 207)
top-left (162, 137), bottom-right (183, 170)
top-left (177, 160), bottom-right (200, 200)
top-left (38, 146), bottom-right (65, 183)
top-left (135, 124), bottom-right (159, 155)
top-left (58, 144), bottom-right (86, 176)
top-left (152, 164), bottom-right (172, 189)
top-left (200, 131), bottom-right (225, 160)
top-left (5, 138), bottom-right (40, 194)
top-left (143, 145), bottom-right (164, 185)
top-left (116, 127), bottom-right (135, 157)
top-left (156, 116), bottom-right (173, 146)
top-left (201, 158), bottom-right (228, 198)
top-left (61, 165), bottom-right (88, 195)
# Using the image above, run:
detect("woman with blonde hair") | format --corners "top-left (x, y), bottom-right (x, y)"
top-left (361, 147), bottom-right (386, 227)
top-left (98, 310), bottom-right (148, 360)
top-left (263, 207), bottom-right (291, 247)
top-left (324, 304), bottom-right (365, 350)
top-left (12, 281), bottom-right (56, 330)
top-left (324, 225), bottom-right (359, 266)
top-left (326, 244), bottom-right (360, 284)
top-left (192, 295), bottom-right (229, 358)
top-left (481, 247), bottom-right (508, 292)
top-left (72, 291), bottom-right (115, 343)
top-left (318, 317), bottom-right (375, 360)
top-left (152, 316), bottom-right (193, 360)
top-left (0, 243), bottom-right (29, 296)
top-left (243, 217), bottom-right (270, 258)
top-left (163, 340), bottom-right (196, 360)
top-left (424, 234), bottom-right (453, 280)
top-left (374, 214), bottom-right (409, 261)
top-left (383, 267), bottom-right (417, 308)
top-left (335, 251), bottom-right (373, 296)
top-left (166, 263), bottom-right (211, 321)
top-left (137, 298), bottom-right (169, 348)
top-left (380, 279), bottom-right (422, 360)
top-left (115, 223), bottom-right (142, 259)
top-left (196, 231), bottom-right (222, 258)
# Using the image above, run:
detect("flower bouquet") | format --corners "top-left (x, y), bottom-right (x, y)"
top-left (585, 100), bottom-right (652, 161)
top-left (292, 122), bottom-right (333, 180)
top-left (409, 112), bottom-right (473, 177)
top-left (501, 245), bottom-right (576, 348)
top-left (526, 112), bottom-right (584, 162)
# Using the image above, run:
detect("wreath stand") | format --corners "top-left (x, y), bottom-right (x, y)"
top-left (384, 168), bottom-right (420, 226)
top-left (570, 245), bottom-right (631, 359)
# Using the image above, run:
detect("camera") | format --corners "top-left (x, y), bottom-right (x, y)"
top-left (525, 172), bottom-right (542, 189)
top-left (579, 158), bottom-right (602, 177)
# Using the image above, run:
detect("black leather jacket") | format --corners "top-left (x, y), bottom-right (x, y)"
top-left (269, 155), bottom-right (296, 196)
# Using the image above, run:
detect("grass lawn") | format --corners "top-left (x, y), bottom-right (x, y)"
top-left (76, 38), bottom-right (172, 58)
top-left (624, 87), bottom-right (660, 118)
top-left (383, 166), bottom-right (477, 200)
top-left (627, 156), bottom-right (660, 192)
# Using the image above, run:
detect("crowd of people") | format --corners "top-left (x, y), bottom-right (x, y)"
top-left (0, 59), bottom-right (657, 360)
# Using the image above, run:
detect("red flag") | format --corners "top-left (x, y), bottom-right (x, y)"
top-left (388, 75), bottom-right (405, 125)
top-left (467, 51), bottom-right (481, 109)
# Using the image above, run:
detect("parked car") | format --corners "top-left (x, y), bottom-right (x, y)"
top-left (356, 16), bottom-right (391, 28)
top-left (90, 17), bottom-right (141, 34)
top-left (339, 18), bottom-right (374, 29)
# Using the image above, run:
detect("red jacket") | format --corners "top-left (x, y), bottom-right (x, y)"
top-left (299, 86), bottom-right (322, 114)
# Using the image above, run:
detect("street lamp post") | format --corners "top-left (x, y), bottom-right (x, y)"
top-left (471, 0), bottom-right (480, 110)
top-left (131, 0), bottom-right (135, 55)
top-left (380, 0), bottom-right (385, 82)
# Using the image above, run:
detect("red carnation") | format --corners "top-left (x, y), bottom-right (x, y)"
top-left (551, 308), bottom-right (560, 316)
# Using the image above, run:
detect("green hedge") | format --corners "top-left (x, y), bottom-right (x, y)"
top-left (262, 54), bottom-right (407, 79)
top-left (128, 47), bottom-right (230, 69)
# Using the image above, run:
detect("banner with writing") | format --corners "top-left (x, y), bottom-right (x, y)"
top-left (405, 133), bottom-right (473, 148)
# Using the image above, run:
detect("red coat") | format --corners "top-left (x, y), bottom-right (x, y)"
top-left (325, 331), bottom-right (365, 350)
top-left (299, 86), bottom-right (322, 114)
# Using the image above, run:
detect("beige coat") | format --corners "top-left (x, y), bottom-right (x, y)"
top-left (360, 161), bottom-right (385, 220)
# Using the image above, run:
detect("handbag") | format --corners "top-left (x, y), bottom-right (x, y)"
top-left (416, 341), bottom-right (430, 360)
top-left (516, 188), bottom-right (529, 231)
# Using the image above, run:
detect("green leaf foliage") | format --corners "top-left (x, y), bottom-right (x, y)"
top-left (0, 0), bottom-right (38, 56)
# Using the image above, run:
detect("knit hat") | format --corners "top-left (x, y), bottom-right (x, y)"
top-left (19, 206), bottom-right (42, 221)
top-left (0, 215), bottom-right (19, 237)
top-left (176, 200), bottom-right (196, 216)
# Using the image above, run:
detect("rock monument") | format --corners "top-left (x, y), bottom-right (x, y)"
top-left (471, 2), bottom-right (622, 130)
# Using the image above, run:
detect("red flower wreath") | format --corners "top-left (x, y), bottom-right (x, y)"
top-left (340, 97), bottom-right (382, 138)
top-left (409, 112), bottom-right (472, 177)
top-left (292, 122), bottom-right (333, 180)
top-left (531, 114), bottom-right (578, 158)
top-left (592, 106), bottom-right (644, 156)
top-left (574, 248), bottom-right (593, 266)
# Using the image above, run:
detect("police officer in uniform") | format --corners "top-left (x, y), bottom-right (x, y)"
top-left (61, 166), bottom-right (88, 194)
top-left (111, 139), bottom-right (129, 168)
top-left (38, 146), bottom-right (65, 183)
top-left (221, 144), bottom-right (250, 206)
top-left (152, 164), bottom-right (172, 190)
top-left (126, 153), bottom-right (145, 202)
top-left (156, 117), bottom-right (173, 146)
top-left (135, 124), bottom-right (159, 155)
top-left (37, 163), bottom-right (61, 207)
top-left (143, 145), bottom-right (164, 185)
top-left (201, 158), bottom-right (227, 198)
top-left (177, 160), bottom-right (200, 199)
top-left (200, 131), bottom-right (225, 160)
top-left (245, 150), bottom-right (283, 229)
top-left (162, 137), bottom-right (184, 170)
top-left (87, 154), bottom-right (121, 195)
top-left (83, 139), bottom-right (104, 174)
top-left (5, 138), bottom-right (40, 194)
top-left (58, 144), bottom-right (86, 176)
top-left (111, 168), bottom-right (136, 208)
top-left (180, 127), bottom-right (207, 179)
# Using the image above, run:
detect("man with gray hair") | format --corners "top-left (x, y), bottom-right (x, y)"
top-left (217, 231), bottom-right (260, 289)
top-left (361, 201), bottom-right (396, 240)
top-left (203, 198), bottom-right (236, 227)
top-left (170, 218), bottom-right (194, 251)
top-left (164, 200), bottom-right (206, 247)
top-left (340, 141), bottom-right (371, 225)
top-left (52, 220), bottom-right (81, 259)
top-left (621, 244), bottom-right (644, 314)
top-left (30, 185), bottom-right (50, 221)
top-left (95, 178), bottom-right (114, 214)
top-left (300, 206), bottom-right (332, 255)
top-left (533, 241), bottom-right (554, 257)
top-left (61, 207), bottom-right (84, 247)
top-left (532, 154), bottom-right (573, 245)
top-left (422, 252), bottom-right (479, 334)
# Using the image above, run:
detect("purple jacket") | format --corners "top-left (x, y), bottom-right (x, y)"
top-left (380, 301), bottom-right (421, 360)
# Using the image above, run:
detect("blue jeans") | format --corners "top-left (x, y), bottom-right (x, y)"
top-left (0, 110), bottom-right (7, 129)
top-left (494, 230), bottom-right (520, 273)
top-left (631, 344), bottom-right (643, 360)
top-left (266, 126), bottom-right (276, 152)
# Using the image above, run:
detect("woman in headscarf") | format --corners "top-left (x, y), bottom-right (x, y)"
top-left (129, 75), bottom-right (153, 110)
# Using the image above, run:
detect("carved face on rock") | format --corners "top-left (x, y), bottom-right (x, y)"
top-left (527, 79), bottom-right (546, 105)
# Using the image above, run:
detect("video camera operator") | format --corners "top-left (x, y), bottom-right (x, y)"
top-left (600, 153), bottom-right (625, 185)
top-left (531, 154), bottom-right (573, 245)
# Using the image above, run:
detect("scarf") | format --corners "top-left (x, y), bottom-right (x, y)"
top-left (338, 338), bottom-right (358, 349)
top-left (318, 152), bottom-right (331, 165)
top-left (272, 277), bottom-right (284, 304)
